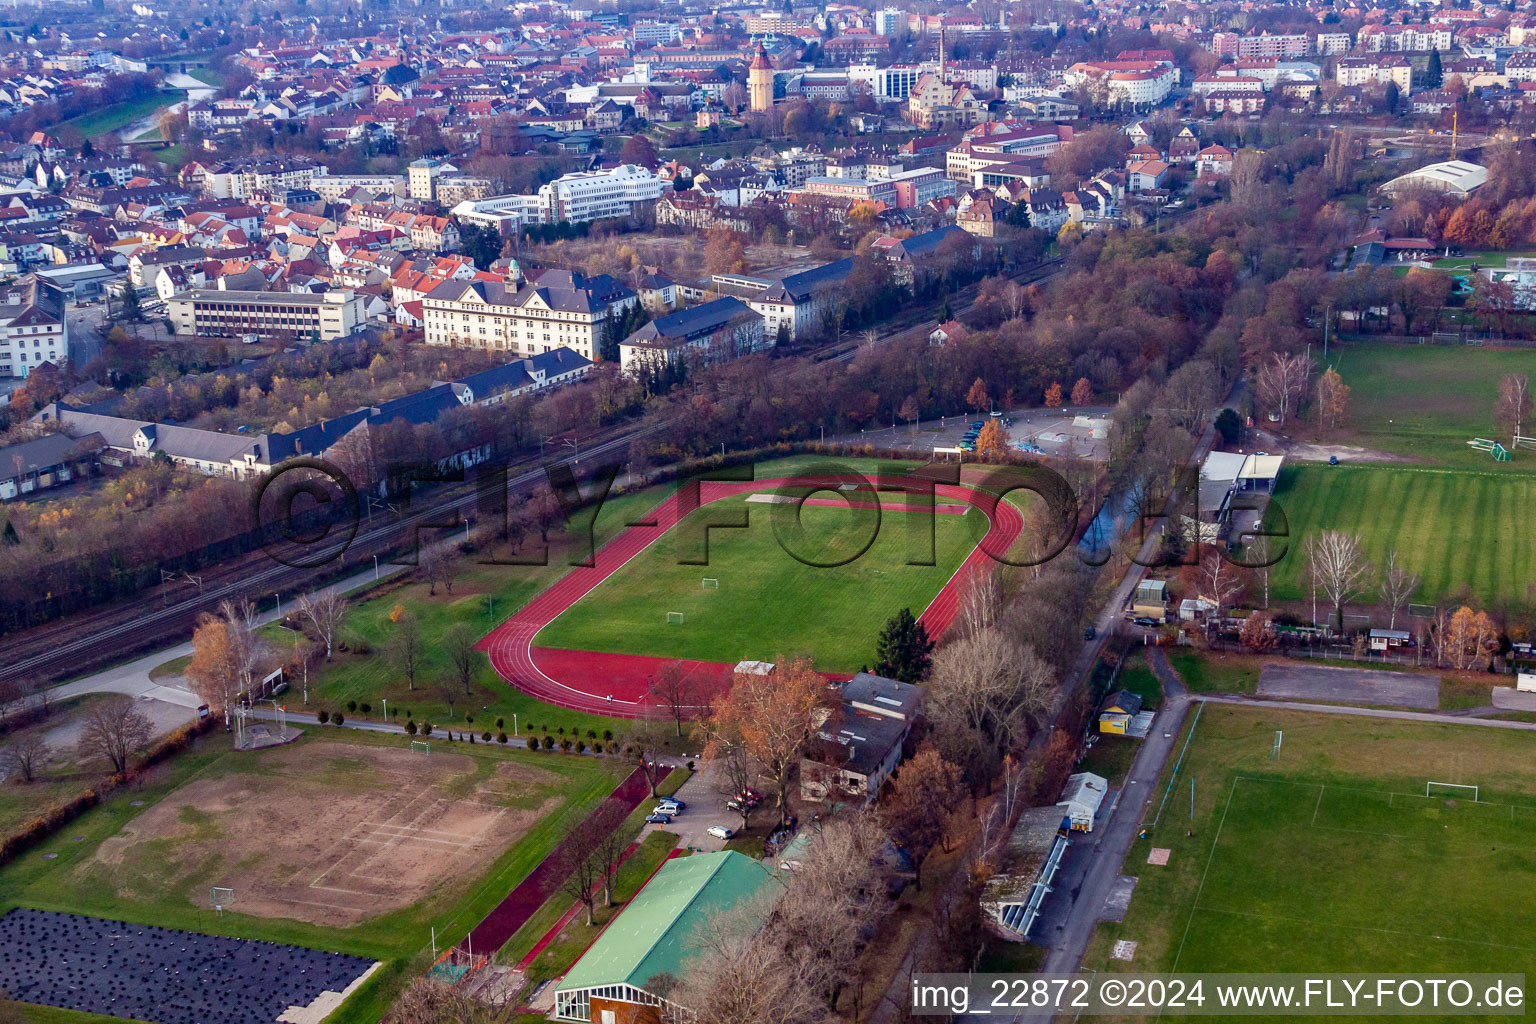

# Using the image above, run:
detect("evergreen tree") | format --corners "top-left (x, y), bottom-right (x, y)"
top-left (938, 296), bottom-right (952, 323)
top-left (1, 520), bottom-right (17, 545)
top-left (118, 286), bottom-right (143, 324)
top-left (1425, 48), bottom-right (1443, 90)
top-left (873, 608), bottom-right (934, 683)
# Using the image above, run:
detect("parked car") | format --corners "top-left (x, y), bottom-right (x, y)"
top-left (656, 801), bottom-right (683, 816)
top-left (959, 441), bottom-right (976, 452)
top-left (1133, 616), bottom-right (1159, 627)
top-left (645, 812), bottom-right (672, 824)
top-left (659, 797), bottom-right (686, 810)
top-left (970, 421), bottom-right (985, 430)
top-left (707, 825), bottom-right (735, 840)
top-left (1083, 626), bottom-right (1096, 641)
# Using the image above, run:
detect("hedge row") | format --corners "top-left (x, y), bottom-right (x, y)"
top-left (0, 712), bottom-right (222, 869)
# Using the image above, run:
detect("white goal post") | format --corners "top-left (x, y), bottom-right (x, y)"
top-left (701, 578), bottom-right (719, 589)
top-left (667, 611), bottom-right (684, 624)
top-left (1426, 781), bottom-right (1478, 801)
top-left (411, 740), bottom-right (431, 754)
top-left (210, 886), bottom-right (235, 913)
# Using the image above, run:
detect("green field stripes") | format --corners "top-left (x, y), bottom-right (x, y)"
top-left (1174, 776), bottom-right (1536, 974)
top-left (1269, 465), bottom-right (1536, 605)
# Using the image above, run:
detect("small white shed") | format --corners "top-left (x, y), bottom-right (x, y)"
top-left (1057, 771), bottom-right (1108, 832)
top-left (1517, 672), bottom-right (1536, 693)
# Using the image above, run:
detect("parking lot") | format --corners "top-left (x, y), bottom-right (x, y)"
top-left (831, 405), bottom-right (1112, 462)
top-left (638, 760), bottom-right (741, 852)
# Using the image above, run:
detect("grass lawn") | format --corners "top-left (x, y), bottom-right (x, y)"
top-left (188, 68), bottom-right (222, 87)
top-left (1116, 651), bottom-right (1162, 708)
top-left (0, 727), bottom-right (626, 1024)
top-left (1166, 649), bottom-right (1260, 694)
top-left (54, 91), bottom-right (184, 143)
top-left (1083, 705), bottom-right (1536, 989)
top-left (1267, 464), bottom-right (1536, 606)
top-left (1327, 341), bottom-right (1536, 470)
top-left (536, 492), bottom-right (987, 671)
top-left (517, 829), bottom-right (686, 990)
top-left (1430, 251), bottom-right (1536, 271)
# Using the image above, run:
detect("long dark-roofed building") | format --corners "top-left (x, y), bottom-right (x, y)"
top-left (745, 257), bottom-right (854, 343)
top-left (619, 296), bottom-right (765, 373)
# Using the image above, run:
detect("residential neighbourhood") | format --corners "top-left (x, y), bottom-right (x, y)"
top-left (0, 0), bottom-right (1531, 1021)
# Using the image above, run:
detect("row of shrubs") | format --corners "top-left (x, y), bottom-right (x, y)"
top-left (0, 713), bottom-right (222, 869)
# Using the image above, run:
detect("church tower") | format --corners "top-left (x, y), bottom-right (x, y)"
top-left (749, 41), bottom-right (773, 113)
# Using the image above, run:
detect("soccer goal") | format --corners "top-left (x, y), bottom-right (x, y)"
top-left (210, 887), bottom-right (235, 914)
top-left (411, 740), bottom-right (431, 754)
top-left (1427, 781), bottom-right (1478, 801)
top-left (701, 578), bottom-right (719, 589)
top-left (666, 612), bottom-right (684, 625)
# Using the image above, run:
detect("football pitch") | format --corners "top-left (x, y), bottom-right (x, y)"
top-left (1265, 464), bottom-right (1536, 606)
top-left (1089, 707), bottom-right (1536, 982)
top-left (534, 492), bottom-right (989, 672)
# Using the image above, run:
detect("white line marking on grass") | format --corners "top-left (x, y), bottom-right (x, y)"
top-left (1194, 906), bottom-right (1536, 954)
top-left (1170, 776), bottom-right (1237, 973)
top-left (1311, 785), bottom-right (1325, 826)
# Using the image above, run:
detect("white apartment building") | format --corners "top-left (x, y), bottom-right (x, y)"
top-left (0, 278), bottom-right (66, 379)
top-left (1315, 32), bottom-right (1353, 55)
top-left (1360, 25), bottom-right (1454, 52)
top-left (633, 20), bottom-right (681, 43)
top-left (166, 288), bottom-right (365, 342)
top-left (309, 173), bottom-right (407, 202)
top-left (1336, 57), bottom-right (1412, 91)
top-left (422, 276), bottom-right (611, 360)
top-left (203, 158), bottom-right (327, 200)
top-left (537, 164), bottom-right (670, 224)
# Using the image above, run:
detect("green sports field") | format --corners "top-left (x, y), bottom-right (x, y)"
top-left (1328, 342), bottom-right (1536, 470)
top-left (535, 492), bottom-right (988, 672)
top-left (1086, 706), bottom-right (1536, 986)
top-left (1265, 463), bottom-right (1536, 606)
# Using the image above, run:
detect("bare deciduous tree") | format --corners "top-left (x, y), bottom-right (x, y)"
top-left (77, 695), bottom-right (152, 774)
top-left (391, 975), bottom-right (518, 1023)
top-left (444, 623), bottom-right (478, 698)
top-left (1494, 372), bottom-right (1533, 444)
top-left (557, 819), bottom-right (603, 926)
top-left (219, 598), bottom-right (259, 705)
top-left (1195, 546), bottom-right (1246, 621)
top-left (1161, 359), bottom-right (1218, 432)
top-left (1, 732), bottom-right (52, 783)
top-left (1306, 531), bottom-right (1372, 634)
top-left (649, 661), bottom-right (702, 737)
top-left (297, 589), bottom-right (347, 662)
top-left (1255, 350), bottom-right (1311, 424)
top-left (926, 628), bottom-right (1055, 754)
top-left (389, 613), bottom-right (421, 691)
top-left (1379, 550), bottom-right (1421, 631)
top-left (956, 568), bottom-right (1002, 639)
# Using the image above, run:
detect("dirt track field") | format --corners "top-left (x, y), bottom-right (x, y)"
top-left (83, 742), bottom-right (563, 928)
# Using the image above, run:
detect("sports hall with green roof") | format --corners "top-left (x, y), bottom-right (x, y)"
top-left (553, 850), bottom-right (781, 1022)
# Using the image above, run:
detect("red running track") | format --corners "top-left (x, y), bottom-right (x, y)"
top-left (477, 477), bottom-right (1024, 717)
top-left (461, 766), bottom-right (650, 955)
